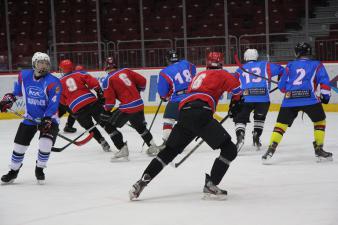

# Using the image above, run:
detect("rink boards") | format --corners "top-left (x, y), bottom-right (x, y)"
top-left (0, 63), bottom-right (337, 119)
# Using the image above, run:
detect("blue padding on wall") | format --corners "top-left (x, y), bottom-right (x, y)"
top-left (148, 75), bottom-right (158, 102)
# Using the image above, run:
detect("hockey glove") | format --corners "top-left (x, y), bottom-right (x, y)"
top-left (38, 117), bottom-right (53, 134)
top-left (160, 96), bottom-right (169, 102)
top-left (320, 93), bottom-right (330, 104)
top-left (0, 93), bottom-right (16, 112)
top-left (95, 87), bottom-right (105, 105)
top-left (228, 95), bottom-right (244, 118)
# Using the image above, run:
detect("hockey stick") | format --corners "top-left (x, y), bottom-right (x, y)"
top-left (174, 114), bottom-right (231, 168)
top-left (51, 124), bottom-right (97, 152)
top-left (331, 86), bottom-right (338, 93)
top-left (234, 53), bottom-right (278, 85)
top-left (142, 100), bottom-right (163, 147)
top-left (7, 109), bottom-right (94, 149)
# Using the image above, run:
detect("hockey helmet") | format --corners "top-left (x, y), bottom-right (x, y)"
top-left (244, 49), bottom-right (259, 61)
top-left (32, 52), bottom-right (51, 77)
top-left (166, 49), bottom-right (179, 64)
top-left (75, 65), bottom-right (84, 71)
top-left (206, 52), bottom-right (224, 69)
top-left (294, 42), bottom-right (312, 58)
top-left (104, 57), bottom-right (117, 72)
top-left (59, 59), bottom-right (74, 74)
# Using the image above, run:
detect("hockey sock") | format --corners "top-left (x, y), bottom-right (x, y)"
top-left (109, 130), bottom-right (125, 149)
top-left (162, 118), bottom-right (175, 142)
top-left (143, 145), bottom-right (179, 180)
top-left (36, 137), bottom-right (52, 168)
top-left (253, 119), bottom-right (264, 136)
top-left (210, 140), bottom-right (236, 185)
top-left (91, 128), bottom-right (104, 143)
top-left (314, 120), bottom-right (326, 146)
top-left (140, 129), bottom-right (153, 146)
top-left (10, 143), bottom-right (28, 170)
top-left (235, 123), bottom-right (246, 136)
top-left (269, 122), bottom-right (288, 145)
top-left (210, 156), bottom-right (230, 185)
top-left (66, 115), bottom-right (76, 127)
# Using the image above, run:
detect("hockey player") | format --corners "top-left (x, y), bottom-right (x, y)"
top-left (100, 57), bottom-right (160, 160)
top-left (58, 59), bottom-right (111, 152)
top-left (262, 42), bottom-right (333, 163)
top-left (232, 49), bottom-right (284, 151)
top-left (129, 52), bottom-right (242, 200)
top-left (157, 49), bottom-right (196, 146)
top-left (0, 52), bottom-right (62, 184)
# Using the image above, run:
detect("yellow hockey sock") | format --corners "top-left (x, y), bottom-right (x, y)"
top-left (269, 122), bottom-right (288, 146)
top-left (314, 120), bottom-right (326, 146)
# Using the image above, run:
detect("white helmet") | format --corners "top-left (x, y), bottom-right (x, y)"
top-left (244, 49), bottom-right (259, 61)
top-left (32, 52), bottom-right (51, 77)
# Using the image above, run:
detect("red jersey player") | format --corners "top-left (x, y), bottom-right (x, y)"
top-left (58, 59), bottom-right (111, 152)
top-left (100, 57), bottom-right (160, 161)
top-left (129, 52), bottom-right (243, 200)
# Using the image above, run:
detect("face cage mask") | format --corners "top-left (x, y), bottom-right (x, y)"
top-left (34, 60), bottom-right (51, 77)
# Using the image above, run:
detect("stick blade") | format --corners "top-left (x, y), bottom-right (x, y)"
top-left (74, 132), bottom-right (94, 146)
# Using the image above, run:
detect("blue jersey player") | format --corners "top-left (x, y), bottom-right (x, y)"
top-left (157, 50), bottom-right (196, 145)
top-left (0, 52), bottom-right (62, 184)
top-left (262, 42), bottom-right (333, 163)
top-left (233, 49), bottom-right (284, 151)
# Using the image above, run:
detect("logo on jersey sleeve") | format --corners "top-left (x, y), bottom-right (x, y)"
top-left (26, 86), bottom-right (44, 99)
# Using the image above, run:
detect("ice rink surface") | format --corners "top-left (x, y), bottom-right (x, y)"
top-left (0, 112), bottom-right (337, 225)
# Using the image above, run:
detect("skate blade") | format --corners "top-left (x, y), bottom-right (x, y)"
top-left (236, 142), bottom-right (244, 152)
top-left (202, 193), bottom-right (227, 201)
top-left (262, 158), bottom-right (273, 165)
top-left (37, 180), bottom-right (45, 185)
top-left (110, 156), bottom-right (129, 162)
top-left (129, 189), bottom-right (138, 201)
top-left (253, 144), bottom-right (262, 151)
top-left (1, 179), bottom-right (15, 185)
top-left (316, 156), bottom-right (333, 162)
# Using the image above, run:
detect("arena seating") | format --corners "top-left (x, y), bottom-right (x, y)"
top-left (1, 0), bottom-right (335, 70)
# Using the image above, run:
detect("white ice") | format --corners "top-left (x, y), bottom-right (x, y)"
top-left (0, 112), bottom-right (337, 225)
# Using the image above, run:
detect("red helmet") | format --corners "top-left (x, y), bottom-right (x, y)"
top-left (75, 65), bottom-right (84, 71)
top-left (104, 57), bottom-right (117, 71)
top-left (59, 59), bottom-right (74, 73)
top-left (206, 52), bottom-right (224, 69)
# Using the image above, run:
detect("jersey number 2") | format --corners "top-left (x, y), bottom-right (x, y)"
top-left (293, 68), bottom-right (306, 85)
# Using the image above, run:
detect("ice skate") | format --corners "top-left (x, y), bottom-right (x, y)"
top-left (129, 174), bottom-right (151, 200)
top-left (262, 142), bottom-right (277, 165)
top-left (313, 142), bottom-right (333, 162)
top-left (146, 144), bottom-right (160, 156)
top-left (252, 131), bottom-right (262, 150)
top-left (236, 130), bottom-right (245, 152)
top-left (100, 138), bottom-right (111, 152)
top-left (63, 123), bottom-right (77, 133)
top-left (35, 166), bottom-right (45, 185)
top-left (202, 174), bottom-right (227, 200)
top-left (111, 143), bottom-right (129, 162)
top-left (1, 168), bottom-right (20, 184)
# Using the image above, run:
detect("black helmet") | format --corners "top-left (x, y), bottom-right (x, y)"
top-left (166, 49), bottom-right (179, 64)
top-left (294, 42), bottom-right (312, 58)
